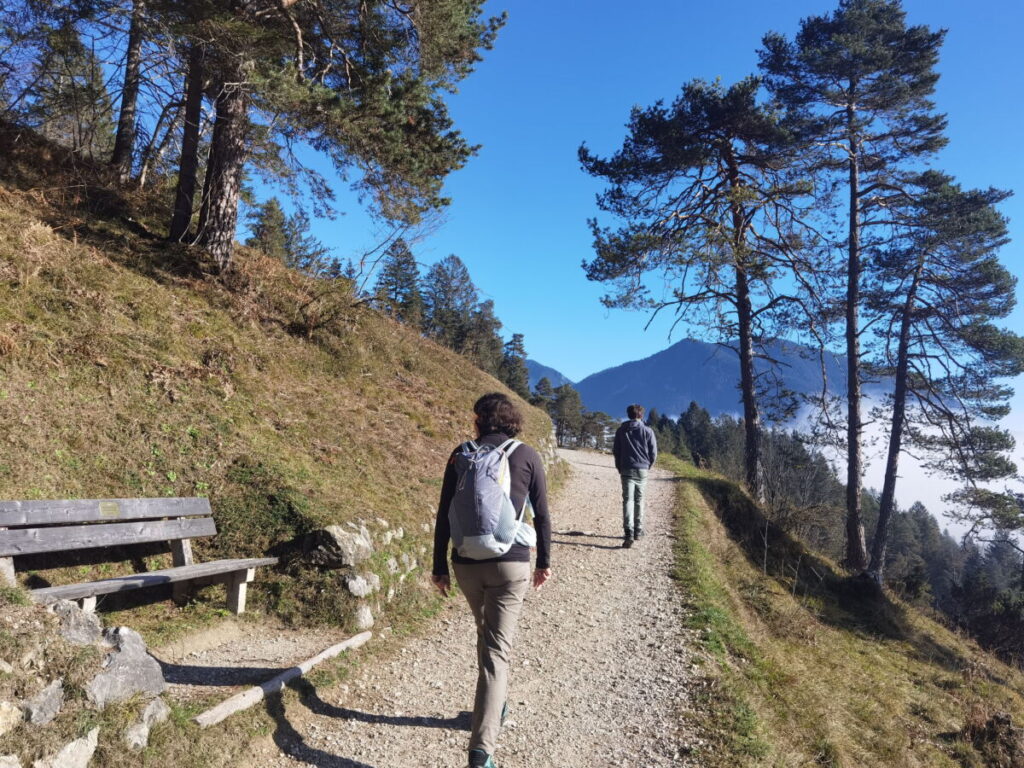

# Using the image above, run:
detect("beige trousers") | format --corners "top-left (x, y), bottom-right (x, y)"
top-left (452, 560), bottom-right (531, 755)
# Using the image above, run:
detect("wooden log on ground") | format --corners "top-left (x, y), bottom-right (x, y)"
top-left (193, 631), bottom-right (373, 728)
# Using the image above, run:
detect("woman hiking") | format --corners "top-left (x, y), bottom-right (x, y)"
top-left (431, 392), bottom-right (553, 768)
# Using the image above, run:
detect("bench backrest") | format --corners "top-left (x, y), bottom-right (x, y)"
top-left (0, 497), bottom-right (215, 557)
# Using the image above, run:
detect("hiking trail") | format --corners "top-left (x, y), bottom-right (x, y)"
top-left (250, 447), bottom-right (704, 767)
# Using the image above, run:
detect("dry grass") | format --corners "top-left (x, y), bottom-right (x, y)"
top-left (665, 454), bottom-right (1024, 767)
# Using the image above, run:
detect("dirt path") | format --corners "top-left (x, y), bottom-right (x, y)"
top-left (250, 448), bottom-right (701, 768)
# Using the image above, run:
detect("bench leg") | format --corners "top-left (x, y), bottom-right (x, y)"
top-left (226, 569), bottom-right (255, 615)
top-left (80, 596), bottom-right (97, 612)
top-left (172, 582), bottom-right (191, 606)
top-left (0, 557), bottom-right (13, 587)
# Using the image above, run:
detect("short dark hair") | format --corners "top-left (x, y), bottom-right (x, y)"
top-left (474, 392), bottom-right (523, 437)
top-left (627, 404), bottom-right (644, 420)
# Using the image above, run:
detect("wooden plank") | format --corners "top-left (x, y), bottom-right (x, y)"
top-left (225, 568), bottom-right (256, 615)
top-left (0, 517), bottom-right (217, 557)
top-left (0, 527), bottom-right (12, 586)
top-left (30, 558), bottom-right (277, 603)
top-left (171, 538), bottom-right (195, 605)
top-left (0, 498), bottom-right (212, 527)
top-left (194, 632), bottom-right (373, 728)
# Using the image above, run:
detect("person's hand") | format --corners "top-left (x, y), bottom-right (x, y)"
top-left (431, 574), bottom-right (451, 597)
top-left (532, 568), bottom-right (552, 591)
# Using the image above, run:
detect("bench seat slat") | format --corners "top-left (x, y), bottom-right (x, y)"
top-left (0, 498), bottom-right (211, 527)
top-left (0, 517), bottom-right (217, 557)
top-left (30, 558), bottom-right (278, 603)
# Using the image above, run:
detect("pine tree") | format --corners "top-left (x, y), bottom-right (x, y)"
top-left (760, 0), bottom-right (948, 570)
top-left (680, 401), bottom-right (713, 467)
top-left (423, 255), bottom-right (477, 350)
top-left (580, 76), bottom-right (823, 503)
top-left (463, 300), bottom-right (504, 376)
top-left (110, 0), bottom-right (147, 181)
top-left (499, 333), bottom-right (530, 400)
top-left (531, 377), bottom-right (556, 412)
top-left (373, 239), bottom-right (423, 327)
top-left (245, 198), bottom-right (289, 262)
top-left (552, 384), bottom-right (584, 447)
top-left (864, 173), bottom-right (1024, 582)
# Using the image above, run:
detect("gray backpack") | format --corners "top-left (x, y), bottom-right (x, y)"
top-left (448, 439), bottom-right (537, 559)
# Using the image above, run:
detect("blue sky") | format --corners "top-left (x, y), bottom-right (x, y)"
top-left (295, 0), bottom-right (1024, 387)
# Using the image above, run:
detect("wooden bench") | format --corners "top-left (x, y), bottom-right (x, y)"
top-left (0, 497), bottom-right (277, 614)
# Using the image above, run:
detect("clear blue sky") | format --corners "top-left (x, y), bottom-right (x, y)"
top-left (297, 0), bottom-right (1024, 387)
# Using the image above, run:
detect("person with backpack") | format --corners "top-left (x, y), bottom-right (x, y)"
top-left (612, 403), bottom-right (658, 548)
top-left (431, 392), bottom-right (552, 768)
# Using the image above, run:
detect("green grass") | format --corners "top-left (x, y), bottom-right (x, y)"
top-left (663, 453), bottom-right (1024, 768)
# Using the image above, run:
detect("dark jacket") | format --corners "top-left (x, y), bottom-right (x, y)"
top-left (613, 419), bottom-right (658, 472)
top-left (432, 432), bottom-right (552, 577)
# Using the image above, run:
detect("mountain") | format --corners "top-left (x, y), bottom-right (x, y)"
top-left (527, 359), bottom-right (573, 390)
top-left (574, 338), bottom-right (849, 418)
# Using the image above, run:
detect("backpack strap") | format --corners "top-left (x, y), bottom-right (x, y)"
top-left (497, 438), bottom-right (520, 456)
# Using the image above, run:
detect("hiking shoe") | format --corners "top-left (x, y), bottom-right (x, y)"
top-left (634, 528), bottom-right (645, 539)
top-left (469, 749), bottom-right (496, 768)
top-left (622, 537), bottom-right (633, 549)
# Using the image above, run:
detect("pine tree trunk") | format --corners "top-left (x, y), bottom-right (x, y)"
top-left (196, 70), bottom-right (250, 273)
top-left (137, 100), bottom-right (182, 189)
top-left (868, 264), bottom-right (924, 583)
top-left (168, 44), bottom-right (205, 242)
top-left (736, 266), bottom-right (765, 502)
top-left (844, 124), bottom-right (869, 571)
top-left (111, 0), bottom-right (145, 182)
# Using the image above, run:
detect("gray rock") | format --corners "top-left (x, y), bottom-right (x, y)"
top-left (86, 627), bottom-right (165, 707)
top-left (400, 553), bottom-right (417, 573)
top-left (346, 573), bottom-right (379, 598)
top-left (307, 526), bottom-right (373, 569)
top-left (23, 679), bottom-right (63, 726)
top-left (0, 701), bottom-right (21, 737)
top-left (124, 697), bottom-right (171, 750)
top-left (52, 600), bottom-right (103, 646)
top-left (0, 756), bottom-right (20, 768)
top-left (0, 660), bottom-right (13, 674)
top-left (386, 557), bottom-right (400, 575)
top-left (354, 604), bottom-right (374, 630)
top-left (32, 726), bottom-right (98, 768)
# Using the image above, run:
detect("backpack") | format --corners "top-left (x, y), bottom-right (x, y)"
top-left (448, 439), bottom-right (537, 560)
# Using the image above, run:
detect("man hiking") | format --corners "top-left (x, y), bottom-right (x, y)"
top-left (612, 403), bottom-right (657, 548)
top-left (431, 392), bottom-right (552, 768)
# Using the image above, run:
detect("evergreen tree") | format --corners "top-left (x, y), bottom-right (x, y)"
top-left (462, 300), bottom-right (504, 376)
top-left (423, 255), bottom-right (477, 350)
top-left (110, 0), bottom-right (147, 181)
top-left (245, 198), bottom-right (289, 262)
top-left (865, 173), bottom-right (1024, 582)
top-left (531, 377), bottom-right (556, 413)
top-left (373, 239), bottom-right (423, 328)
top-left (580, 76), bottom-right (823, 503)
top-left (680, 401), bottom-right (713, 467)
top-left (551, 384), bottom-right (584, 447)
top-left (760, 0), bottom-right (948, 570)
top-left (499, 333), bottom-right (530, 400)
top-left (27, 23), bottom-right (115, 158)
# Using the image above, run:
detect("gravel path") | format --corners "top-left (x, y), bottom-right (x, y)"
top-left (253, 448), bottom-right (702, 768)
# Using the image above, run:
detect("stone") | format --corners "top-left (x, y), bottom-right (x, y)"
top-left (0, 701), bottom-right (21, 737)
top-left (32, 726), bottom-right (99, 768)
top-left (0, 660), bottom-right (13, 674)
top-left (307, 526), bottom-right (373, 569)
top-left (400, 553), bottom-right (417, 573)
top-left (52, 600), bottom-right (102, 646)
top-left (386, 557), bottom-right (400, 575)
top-left (354, 604), bottom-right (374, 630)
top-left (393, 527), bottom-right (405, 540)
top-left (124, 697), bottom-right (171, 750)
top-left (346, 573), bottom-right (379, 598)
top-left (23, 679), bottom-right (63, 726)
top-left (86, 627), bottom-right (165, 707)
top-left (0, 756), bottom-right (20, 768)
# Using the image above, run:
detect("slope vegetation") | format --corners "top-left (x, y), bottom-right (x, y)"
top-left (666, 454), bottom-right (1024, 768)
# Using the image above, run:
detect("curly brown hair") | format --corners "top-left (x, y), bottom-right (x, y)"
top-left (474, 392), bottom-right (523, 437)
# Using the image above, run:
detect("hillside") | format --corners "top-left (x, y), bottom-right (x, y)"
top-left (666, 453), bottom-right (1024, 767)
top-left (0, 138), bottom-right (558, 763)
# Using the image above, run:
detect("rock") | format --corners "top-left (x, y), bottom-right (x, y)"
top-left (346, 573), bottom-right (380, 598)
top-left (52, 600), bottom-right (103, 646)
top-left (0, 701), bottom-right (21, 737)
top-left (307, 526), bottom-right (373, 569)
top-left (386, 557), bottom-right (400, 575)
top-left (400, 553), bottom-right (417, 573)
top-left (0, 660), bottom-right (13, 674)
top-left (32, 726), bottom-right (99, 768)
top-left (86, 627), bottom-right (165, 707)
top-left (124, 697), bottom-right (171, 750)
top-left (394, 527), bottom-right (404, 540)
top-left (354, 604), bottom-right (374, 630)
top-left (0, 756), bottom-right (20, 768)
top-left (23, 679), bottom-right (63, 726)
top-left (967, 711), bottom-right (1024, 768)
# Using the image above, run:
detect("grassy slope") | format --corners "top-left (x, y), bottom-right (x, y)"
top-left (665, 453), bottom-right (1024, 768)
top-left (0, 138), bottom-right (558, 765)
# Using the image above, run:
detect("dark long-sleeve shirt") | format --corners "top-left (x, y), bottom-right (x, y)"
top-left (432, 432), bottom-right (551, 576)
